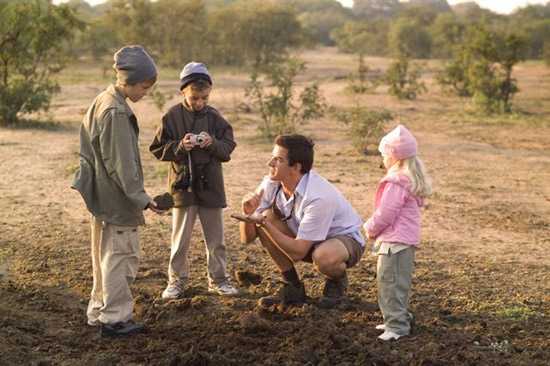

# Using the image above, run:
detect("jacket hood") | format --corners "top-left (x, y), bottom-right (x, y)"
top-left (381, 173), bottom-right (424, 207)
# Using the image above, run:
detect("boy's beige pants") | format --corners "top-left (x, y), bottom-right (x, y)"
top-left (87, 216), bottom-right (139, 325)
top-left (167, 206), bottom-right (228, 286)
top-left (377, 246), bottom-right (415, 336)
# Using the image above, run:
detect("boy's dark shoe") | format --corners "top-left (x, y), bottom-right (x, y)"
top-left (318, 272), bottom-right (348, 309)
top-left (258, 282), bottom-right (306, 308)
top-left (99, 320), bottom-right (145, 338)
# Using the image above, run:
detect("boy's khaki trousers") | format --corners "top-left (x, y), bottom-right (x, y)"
top-left (377, 246), bottom-right (415, 336)
top-left (167, 206), bottom-right (228, 286)
top-left (87, 216), bottom-right (139, 325)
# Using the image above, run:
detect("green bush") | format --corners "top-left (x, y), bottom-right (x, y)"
top-left (0, 1), bottom-right (82, 125)
top-left (334, 106), bottom-right (393, 155)
top-left (385, 55), bottom-right (427, 100)
top-left (245, 58), bottom-right (325, 139)
top-left (346, 54), bottom-right (381, 94)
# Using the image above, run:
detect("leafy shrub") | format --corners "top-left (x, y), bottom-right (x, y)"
top-left (333, 106), bottom-right (393, 155)
top-left (437, 25), bottom-right (527, 113)
top-left (347, 54), bottom-right (381, 94)
top-left (385, 55), bottom-right (427, 100)
top-left (245, 58), bottom-right (325, 139)
top-left (0, 1), bottom-right (82, 125)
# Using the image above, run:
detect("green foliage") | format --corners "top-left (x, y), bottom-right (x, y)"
top-left (385, 55), bottom-right (427, 100)
top-left (388, 18), bottom-right (432, 59)
top-left (438, 25), bottom-right (528, 113)
top-left (208, 1), bottom-right (303, 68)
top-left (346, 54), bottom-right (380, 94)
top-left (331, 20), bottom-right (389, 56)
top-left (245, 58), bottom-right (325, 139)
top-left (430, 13), bottom-right (465, 59)
top-left (333, 106), bottom-right (393, 154)
top-left (0, 1), bottom-right (83, 125)
top-left (544, 41), bottom-right (550, 66)
top-left (150, 86), bottom-right (168, 112)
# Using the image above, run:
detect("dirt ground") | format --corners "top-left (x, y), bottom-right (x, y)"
top-left (1, 48), bottom-right (549, 365)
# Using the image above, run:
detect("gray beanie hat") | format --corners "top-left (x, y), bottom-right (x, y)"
top-left (179, 62), bottom-right (212, 90)
top-left (113, 45), bottom-right (157, 85)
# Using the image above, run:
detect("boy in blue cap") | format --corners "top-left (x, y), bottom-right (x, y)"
top-left (150, 62), bottom-right (238, 298)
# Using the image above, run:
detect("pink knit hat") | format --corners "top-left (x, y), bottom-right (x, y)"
top-left (378, 124), bottom-right (417, 160)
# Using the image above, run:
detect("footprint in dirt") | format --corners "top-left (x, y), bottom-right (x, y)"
top-left (235, 270), bottom-right (262, 287)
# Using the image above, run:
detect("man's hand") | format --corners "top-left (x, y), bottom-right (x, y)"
top-left (179, 133), bottom-right (195, 151)
top-left (198, 131), bottom-right (213, 149)
top-left (241, 189), bottom-right (263, 215)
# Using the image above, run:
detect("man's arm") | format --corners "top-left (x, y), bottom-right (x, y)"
top-left (259, 221), bottom-right (313, 262)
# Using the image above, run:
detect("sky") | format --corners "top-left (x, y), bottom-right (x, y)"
top-left (54, 0), bottom-right (550, 15)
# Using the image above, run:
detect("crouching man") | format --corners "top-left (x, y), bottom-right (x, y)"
top-left (239, 134), bottom-right (365, 308)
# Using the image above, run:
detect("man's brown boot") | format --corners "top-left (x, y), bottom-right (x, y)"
top-left (318, 272), bottom-right (348, 309)
top-left (258, 282), bottom-right (306, 308)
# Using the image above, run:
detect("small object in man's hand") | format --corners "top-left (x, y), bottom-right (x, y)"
top-left (153, 193), bottom-right (174, 210)
top-left (230, 213), bottom-right (264, 225)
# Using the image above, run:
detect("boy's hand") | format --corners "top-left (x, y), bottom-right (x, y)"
top-left (147, 200), bottom-right (166, 215)
top-left (179, 134), bottom-right (195, 151)
top-left (198, 131), bottom-right (213, 149)
top-left (242, 189), bottom-right (263, 215)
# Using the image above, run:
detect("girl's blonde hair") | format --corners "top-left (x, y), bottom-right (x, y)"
top-left (388, 156), bottom-right (432, 198)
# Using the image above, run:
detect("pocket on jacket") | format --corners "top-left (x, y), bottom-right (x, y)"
top-left (72, 157), bottom-right (97, 214)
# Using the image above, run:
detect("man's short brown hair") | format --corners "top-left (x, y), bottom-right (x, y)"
top-left (274, 134), bottom-right (315, 174)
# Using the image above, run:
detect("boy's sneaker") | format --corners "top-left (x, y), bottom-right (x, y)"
top-left (87, 318), bottom-right (100, 327)
top-left (100, 320), bottom-right (145, 338)
top-left (378, 330), bottom-right (403, 341)
top-left (318, 273), bottom-right (348, 309)
top-left (258, 281), bottom-right (306, 308)
top-left (208, 281), bottom-right (239, 296)
top-left (375, 324), bottom-right (386, 331)
top-left (161, 280), bottom-right (185, 300)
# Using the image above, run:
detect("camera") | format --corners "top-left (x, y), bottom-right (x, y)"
top-left (189, 134), bottom-right (205, 146)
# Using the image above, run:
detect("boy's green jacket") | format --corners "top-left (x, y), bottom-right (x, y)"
top-left (72, 85), bottom-right (150, 226)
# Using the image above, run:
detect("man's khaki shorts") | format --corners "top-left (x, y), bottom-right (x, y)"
top-left (302, 235), bottom-right (365, 268)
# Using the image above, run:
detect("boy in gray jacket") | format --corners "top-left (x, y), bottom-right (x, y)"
top-left (73, 45), bottom-right (163, 337)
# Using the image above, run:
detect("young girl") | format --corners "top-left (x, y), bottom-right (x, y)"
top-left (363, 124), bottom-right (432, 341)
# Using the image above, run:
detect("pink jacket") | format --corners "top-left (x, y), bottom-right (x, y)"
top-left (364, 173), bottom-right (423, 246)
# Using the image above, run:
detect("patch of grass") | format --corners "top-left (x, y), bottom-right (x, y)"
top-left (449, 108), bottom-right (550, 127)
top-left (496, 305), bottom-right (537, 320)
top-left (4, 118), bottom-right (68, 131)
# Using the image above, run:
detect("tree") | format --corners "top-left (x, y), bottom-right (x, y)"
top-left (388, 18), bottom-right (432, 59)
top-left (331, 19), bottom-right (389, 56)
top-left (0, 1), bottom-right (82, 125)
top-left (150, 0), bottom-right (208, 67)
top-left (430, 13), bottom-right (465, 59)
top-left (438, 25), bottom-right (528, 113)
top-left (103, 0), bottom-right (154, 48)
